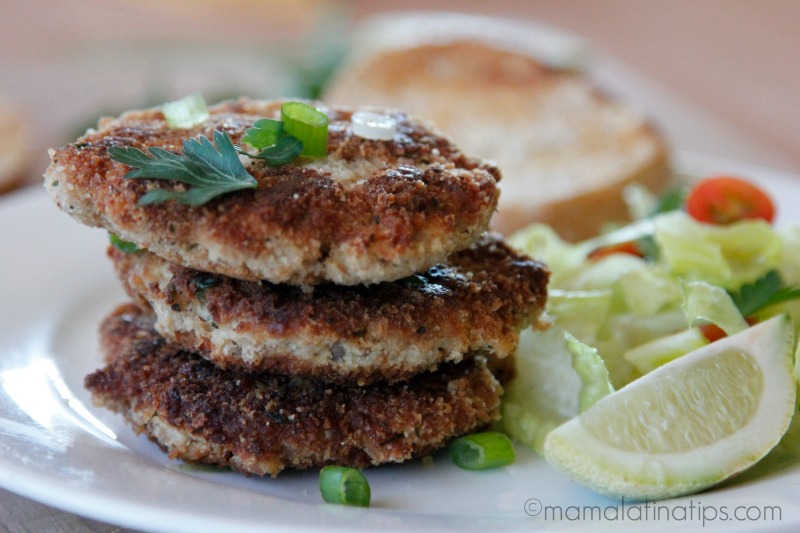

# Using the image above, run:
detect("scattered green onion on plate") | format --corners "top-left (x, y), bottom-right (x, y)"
top-left (450, 432), bottom-right (516, 470)
top-left (319, 465), bottom-right (371, 507)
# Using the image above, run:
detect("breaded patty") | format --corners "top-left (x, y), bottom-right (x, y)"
top-left (109, 234), bottom-right (549, 385)
top-left (85, 304), bottom-right (502, 477)
top-left (45, 99), bottom-right (500, 285)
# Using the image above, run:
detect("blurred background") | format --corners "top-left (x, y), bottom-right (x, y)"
top-left (1, 0), bottom-right (799, 193)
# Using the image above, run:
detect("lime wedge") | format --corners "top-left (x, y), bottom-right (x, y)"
top-left (543, 315), bottom-right (796, 500)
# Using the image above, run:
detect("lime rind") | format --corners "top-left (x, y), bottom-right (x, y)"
top-left (543, 315), bottom-right (796, 500)
top-left (795, 335), bottom-right (800, 384)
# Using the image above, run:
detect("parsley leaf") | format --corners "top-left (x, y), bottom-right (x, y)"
top-left (241, 118), bottom-right (284, 148)
top-left (650, 185), bottom-right (689, 216)
top-left (728, 270), bottom-right (800, 317)
top-left (108, 130), bottom-right (257, 206)
top-left (245, 135), bottom-right (303, 167)
top-left (239, 118), bottom-right (303, 167)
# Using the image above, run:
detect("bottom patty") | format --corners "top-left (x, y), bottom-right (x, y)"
top-left (85, 303), bottom-right (503, 477)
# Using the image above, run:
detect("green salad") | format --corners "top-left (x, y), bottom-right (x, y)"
top-left (501, 175), bottom-right (800, 455)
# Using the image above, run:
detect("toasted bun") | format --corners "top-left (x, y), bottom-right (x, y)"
top-left (0, 99), bottom-right (30, 193)
top-left (324, 14), bottom-right (671, 241)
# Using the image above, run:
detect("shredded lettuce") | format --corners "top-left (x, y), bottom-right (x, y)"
top-left (655, 212), bottom-right (782, 287)
top-left (681, 280), bottom-right (749, 335)
top-left (618, 267), bottom-right (682, 317)
top-left (624, 328), bottom-right (708, 374)
top-left (501, 327), bottom-right (613, 454)
top-left (547, 289), bottom-right (612, 344)
top-left (779, 226), bottom-right (800, 286)
top-left (509, 224), bottom-right (585, 286)
top-left (565, 333), bottom-right (614, 412)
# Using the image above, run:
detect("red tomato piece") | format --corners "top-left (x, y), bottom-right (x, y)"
top-left (700, 317), bottom-right (759, 343)
top-left (588, 241), bottom-right (642, 261)
top-left (699, 323), bottom-right (727, 343)
top-left (685, 176), bottom-right (775, 225)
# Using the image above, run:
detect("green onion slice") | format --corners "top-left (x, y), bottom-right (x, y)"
top-left (450, 432), bottom-right (516, 470)
top-left (281, 101), bottom-right (328, 158)
top-left (319, 466), bottom-right (370, 507)
top-left (162, 93), bottom-right (210, 129)
top-left (109, 233), bottom-right (141, 254)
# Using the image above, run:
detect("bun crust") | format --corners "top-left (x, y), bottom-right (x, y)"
top-left (325, 33), bottom-right (671, 241)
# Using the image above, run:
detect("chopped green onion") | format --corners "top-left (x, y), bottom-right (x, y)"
top-left (281, 101), bottom-right (328, 158)
top-left (162, 93), bottom-right (210, 129)
top-left (109, 233), bottom-right (140, 254)
top-left (319, 466), bottom-right (370, 507)
top-left (450, 432), bottom-right (515, 470)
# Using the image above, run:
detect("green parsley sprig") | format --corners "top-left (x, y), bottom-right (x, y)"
top-left (108, 130), bottom-right (257, 206)
top-left (729, 270), bottom-right (800, 317)
top-left (107, 101), bottom-right (328, 206)
top-left (239, 118), bottom-right (303, 167)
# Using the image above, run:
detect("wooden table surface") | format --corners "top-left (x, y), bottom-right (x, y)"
top-left (0, 1), bottom-right (798, 531)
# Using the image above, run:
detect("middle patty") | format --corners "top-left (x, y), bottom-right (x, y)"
top-left (109, 233), bottom-right (549, 385)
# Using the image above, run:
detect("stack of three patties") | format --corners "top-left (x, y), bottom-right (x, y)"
top-left (45, 99), bottom-right (549, 476)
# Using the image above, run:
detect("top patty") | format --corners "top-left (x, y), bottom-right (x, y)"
top-left (110, 233), bottom-right (549, 385)
top-left (45, 98), bottom-right (500, 285)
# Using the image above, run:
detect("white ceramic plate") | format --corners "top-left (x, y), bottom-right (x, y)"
top-left (2, 152), bottom-right (800, 533)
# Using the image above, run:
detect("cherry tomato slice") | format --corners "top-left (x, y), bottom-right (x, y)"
top-left (588, 241), bottom-right (642, 261)
top-left (699, 317), bottom-right (759, 343)
top-left (699, 323), bottom-right (727, 343)
top-left (685, 176), bottom-right (775, 225)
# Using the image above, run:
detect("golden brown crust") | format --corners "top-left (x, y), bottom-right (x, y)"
top-left (85, 303), bottom-right (502, 477)
top-left (109, 233), bottom-right (549, 385)
top-left (45, 99), bottom-right (500, 284)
